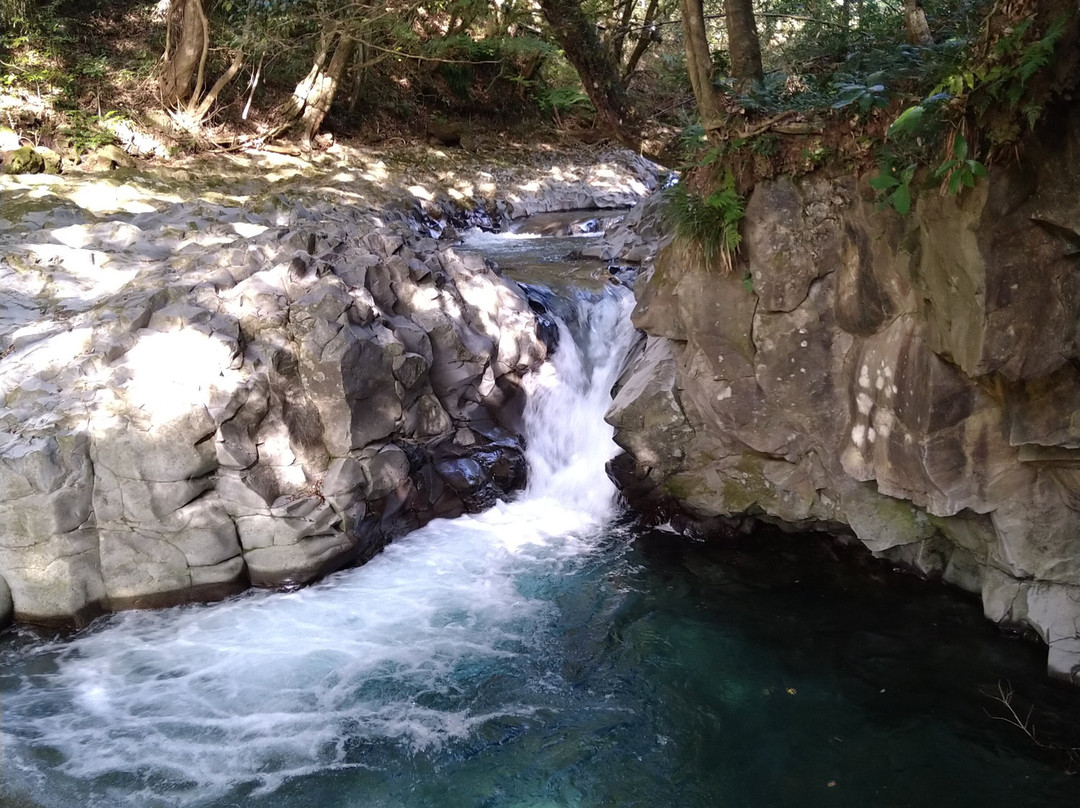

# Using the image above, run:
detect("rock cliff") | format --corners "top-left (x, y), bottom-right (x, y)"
top-left (609, 105), bottom-right (1080, 683)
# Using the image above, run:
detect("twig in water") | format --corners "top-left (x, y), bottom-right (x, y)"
top-left (984, 680), bottom-right (1080, 771)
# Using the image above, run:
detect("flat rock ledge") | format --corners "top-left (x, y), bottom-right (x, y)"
top-left (0, 147), bottom-right (659, 627)
top-left (607, 107), bottom-right (1080, 684)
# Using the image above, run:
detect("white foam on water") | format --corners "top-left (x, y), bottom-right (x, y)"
top-left (0, 286), bottom-right (636, 807)
top-left (461, 229), bottom-right (545, 246)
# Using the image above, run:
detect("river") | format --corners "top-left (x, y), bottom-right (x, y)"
top-left (1, 223), bottom-right (1078, 807)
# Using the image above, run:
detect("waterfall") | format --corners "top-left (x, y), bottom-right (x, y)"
top-left (0, 286), bottom-right (637, 808)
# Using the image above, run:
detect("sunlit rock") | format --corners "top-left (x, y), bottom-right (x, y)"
top-left (0, 433), bottom-right (105, 623)
top-left (0, 144), bottom-right (659, 626)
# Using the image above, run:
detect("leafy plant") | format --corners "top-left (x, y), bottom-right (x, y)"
top-left (677, 123), bottom-right (706, 155)
top-left (932, 15), bottom-right (1067, 140)
top-left (801, 141), bottom-right (836, 171)
top-left (750, 134), bottom-right (778, 157)
top-left (870, 161), bottom-right (918, 215)
top-left (979, 17), bottom-right (1065, 109)
top-left (538, 85), bottom-right (593, 116)
top-left (831, 71), bottom-right (889, 116)
top-left (663, 174), bottom-right (745, 274)
top-left (933, 133), bottom-right (987, 196)
top-left (738, 70), bottom-right (830, 114)
top-left (60, 109), bottom-right (120, 155)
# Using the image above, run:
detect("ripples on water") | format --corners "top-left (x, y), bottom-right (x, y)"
top-left (2, 247), bottom-right (1079, 807)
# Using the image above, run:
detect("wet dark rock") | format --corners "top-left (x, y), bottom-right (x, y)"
top-left (0, 574), bottom-right (12, 630)
top-left (446, 203), bottom-right (499, 233)
top-left (475, 446), bottom-right (527, 492)
top-left (520, 283), bottom-right (561, 354)
top-left (436, 457), bottom-right (487, 493)
top-left (607, 264), bottom-right (638, 288)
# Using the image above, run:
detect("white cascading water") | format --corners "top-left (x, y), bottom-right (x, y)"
top-left (0, 285), bottom-right (637, 807)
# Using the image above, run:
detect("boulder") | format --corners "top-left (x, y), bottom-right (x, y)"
top-left (34, 146), bottom-right (62, 174)
top-left (2, 145), bottom-right (45, 175)
top-left (81, 144), bottom-right (136, 171)
top-left (427, 120), bottom-right (463, 147)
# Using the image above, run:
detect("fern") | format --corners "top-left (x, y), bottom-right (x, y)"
top-left (980, 16), bottom-right (1066, 113)
top-left (663, 174), bottom-right (745, 274)
top-left (1017, 18), bottom-right (1065, 84)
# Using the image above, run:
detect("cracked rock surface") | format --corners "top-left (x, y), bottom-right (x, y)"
top-left (608, 107), bottom-right (1080, 684)
top-left (0, 144), bottom-right (658, 626)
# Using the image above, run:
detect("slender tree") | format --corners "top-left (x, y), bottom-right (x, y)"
top-left (284, 32), bottom-right (356, 148)
top-left (537, 0), bottom-right (640, 147)
top-left (723, 0), bottom-right (763, 91)
top-left (679, 0), bottom-right (726, 134)
top-left (160, 0), bottom-right (210, 108)
top-left (903, 0), bottom-right (933, 46)
top-left (621, 0), bottom-right (669, 80)
top-left (159, 0), bottom-right (244, 124)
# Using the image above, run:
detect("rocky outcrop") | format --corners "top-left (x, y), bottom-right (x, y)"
top-left (493, 152), bottom-right (658, 221)
top-left (0, 196), bottom-right (543, 626)
top-left (609, 106), bottom-right (1080, 683)
top-left (0, 145), bottom-right (659, 625)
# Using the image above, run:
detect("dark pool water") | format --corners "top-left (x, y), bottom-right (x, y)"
top-left (11, 520), bottom-right (1075, 808)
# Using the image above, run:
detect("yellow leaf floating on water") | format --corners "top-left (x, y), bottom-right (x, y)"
top-left (786, 687), bottom-right (797, 695)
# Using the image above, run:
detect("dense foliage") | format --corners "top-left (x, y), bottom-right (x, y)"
top-left (0, 0), bottom-right (1074, 202)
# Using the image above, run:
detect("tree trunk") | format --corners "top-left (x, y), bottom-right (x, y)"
top-left (903, 0), bottom-right (933, 47)
top-left (610, 0), bottom-right (637, 63)
top-left (679, 0), bottom-right (726, 134)
top-left (839, 0), bottom-right (852, 57)
top-left (190, 50), bottom-right (244, 121)
top-left (622, 0), bottom-right (663, 80)
top-left (538, 0), bottom-right (640, 148)
top-left (723, 0), bottom-right (763, 92)
top-left (284, 34), bottom-right (355, 148)
top-left (160, 0), bottom-right (208, 108)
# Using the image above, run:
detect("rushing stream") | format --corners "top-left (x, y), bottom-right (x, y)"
top-left (2, 222), bottom-right (1079, 807)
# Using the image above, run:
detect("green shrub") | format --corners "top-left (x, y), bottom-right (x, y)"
top-left (60, 109), bottom-right (120, 155)
top-left (663, 173), bottom-right (745, 274)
